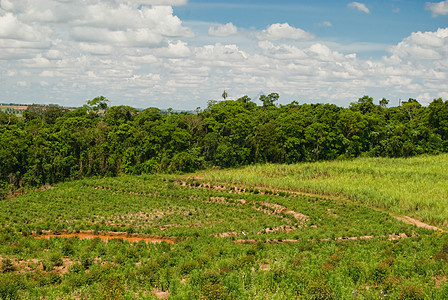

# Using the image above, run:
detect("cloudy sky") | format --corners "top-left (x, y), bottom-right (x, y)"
top-left (0, 0), bottom-right (447, 109)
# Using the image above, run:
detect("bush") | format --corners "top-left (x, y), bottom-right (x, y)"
top-left (305, 280), bottom-right (334, 299)
top-left (1, 258), bottom-right (15, 273)
top-left (371, 263), bottom-right (390, 284)
top-left (99, 278), bottom-right (125, 300)
top-left (399, 284), bottom-right (425, 300)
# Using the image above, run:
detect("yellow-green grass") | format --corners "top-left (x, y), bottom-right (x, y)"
top-left (193, 154), bottom-right (448, 228)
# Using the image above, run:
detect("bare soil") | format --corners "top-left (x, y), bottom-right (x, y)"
top-left (34, 231), bottom-right (175, 244)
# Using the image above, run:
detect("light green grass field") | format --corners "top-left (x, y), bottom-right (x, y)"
top-left (194, 154), bottom-right (448, 229)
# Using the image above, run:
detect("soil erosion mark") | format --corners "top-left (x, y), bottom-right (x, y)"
top-left (35, 232), bottom-right (175, 244)
top-left (395, 216), bottom-right (447, 232)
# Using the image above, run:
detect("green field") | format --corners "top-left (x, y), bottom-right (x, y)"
top-left (1, 155), bottom-right (448, 299)
top-left (195, 154), bottom-right (448, 229)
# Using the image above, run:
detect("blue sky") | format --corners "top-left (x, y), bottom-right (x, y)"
top-left (0, 0), bottom-right (447, 109)
top-left (174, 0), bottom-right (446, 56)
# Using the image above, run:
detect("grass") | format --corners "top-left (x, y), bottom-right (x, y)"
top-left (1, 154), bottom-right (448, 298)
top-left (194, 154), bottom-right (448, 228)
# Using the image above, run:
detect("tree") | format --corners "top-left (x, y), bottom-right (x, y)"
top-left (222, 90), bottom-right (228, 100)
top-left (259, 93), bottom-right (279, 107)
top-left (350, 95), bottom-right (376, 114)
top-left (401, 98), bottom-right (421, 121)
top-left (236, 95), bottom-right (251, 104)
top-left (236, 95), bottom-right (256, 109)
top-left (379, 98), bottom-right (389, 108)
top-left (87, 96), bottom-right (109, 111)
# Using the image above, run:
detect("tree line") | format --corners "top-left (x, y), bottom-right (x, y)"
top-left (1, 94), bottom-right (447, 198)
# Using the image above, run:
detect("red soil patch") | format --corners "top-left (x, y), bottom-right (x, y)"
top-left (35, 232), bottom-right (175, 244)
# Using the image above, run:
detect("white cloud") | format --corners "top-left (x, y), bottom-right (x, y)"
top-left (348, 2), bottom-right (370, 14)
top-left (19, 55), bottom-right (51, 68)
top-left (153, 40), bottom-right (191, 57)
top-left (1, 1), bottom-right (447, 109)
top-left (257, 23), bottom-right (314, 41)
top-left (126, 54), bottom-right (159, 64)
top-left (426, 1), bottom-right (448, 17)
top-left (389, 28), bottom-right (448, 61)
top-left (258, 41), bottom-right (307, 60)
top-left (71, 27), bottom-right (165, 47)
top-left (317, 21), bottom-right (333, 27)
top-left (194, 43), bottom-right (248, 64)
top-left (208, 23), bottom-right (238, 37)
top-left (78, 43), bottom-right (114, 55)
top-left (134, 0), bottom-right (188, 5)
top-left (0, 12), bottom-right (50, 42)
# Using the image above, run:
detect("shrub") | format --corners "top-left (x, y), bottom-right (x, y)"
top-left (398, 284), bottom-right (425, 300)
top-left (1, 258), bottom-right (15, 273)
top-left (305, 280), bottom-right (334, 299)
top-left (371, 264), bottom-right (390, 284)
top-left (0, 275), bottom-right (19, 299)
top-left (99, 278), bottom-right (125, 300)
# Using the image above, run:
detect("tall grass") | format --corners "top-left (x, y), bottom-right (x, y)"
top-left (195, 154), bottom-right (448, 228)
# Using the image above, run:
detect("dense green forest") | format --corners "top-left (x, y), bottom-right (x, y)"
top-left (1, 94), bottom-right (448, 198)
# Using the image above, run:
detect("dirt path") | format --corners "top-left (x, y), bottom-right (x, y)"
top-left (395, 215), bottom-right (447, 232)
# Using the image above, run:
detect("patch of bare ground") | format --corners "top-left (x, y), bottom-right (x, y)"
top-left (215, 232), bottom-right (238, 238)
top-left (234, 232), bottom-right (414, 244)
top-left (258, 225), bottom-right (297, 234)
top-left (34, 231), bottom-right (175, 244)
top-left (258, 202), bottom-right (309, 223)
top-left (0, 256), bottom-right (80, 275)
top-left (175, 179), bottom-right (340, 200)
top-left (6, 185), bottom-right (54, 199)
top-left (435, 276), bottom-right (447, 287)
top-left (395, 216), bottom-right (447, 232)
top-left (1, 256), bottom-right (41, 273)
top-left (153, 289), bottom-right (170, 299)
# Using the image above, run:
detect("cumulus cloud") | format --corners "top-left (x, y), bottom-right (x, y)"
top-left (426, 0), bottom-right (448, 17)
top-left (208, 23), bottom-right (238, 37)
top-left (78, 43), bottom-right (114, 55)
top-left (153, 40), bottom-right (191, 57)
top-left (389, 28), bottom-right (448, 61)
top-left (258, 41), bottom-right (307, 60)
top-left (1, 0), bottom-right (447, 109)
top-left (1, 1), bottom-right (193, 46)
top-left (348, 2), bottom-right (370, 14)
top-left (0, 12), bottom-right (50, 42)
top-left (194, 43), bottom-right (248, 63)
top-left (257, 23), bottom-right (314, 41)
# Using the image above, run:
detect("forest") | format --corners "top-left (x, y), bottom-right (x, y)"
top-left (1, 94), bottom-right (448, 198)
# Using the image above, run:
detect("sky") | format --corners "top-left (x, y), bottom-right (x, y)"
top-left (0, 0), bottom-right (447, 109)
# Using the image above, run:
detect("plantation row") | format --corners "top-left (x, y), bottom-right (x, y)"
top-left (1, 95), bottom-right (448, 197)
top-left (1, 174), bottom-right (448, 298)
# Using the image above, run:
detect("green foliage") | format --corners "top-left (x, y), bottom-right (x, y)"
top-left (1, 171), bottom-right (448, 298)
top-left (1, 95), bottom-right (448, 202)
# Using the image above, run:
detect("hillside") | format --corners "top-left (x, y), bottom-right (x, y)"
top-left (1, 155), bottom-right (448, 298)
